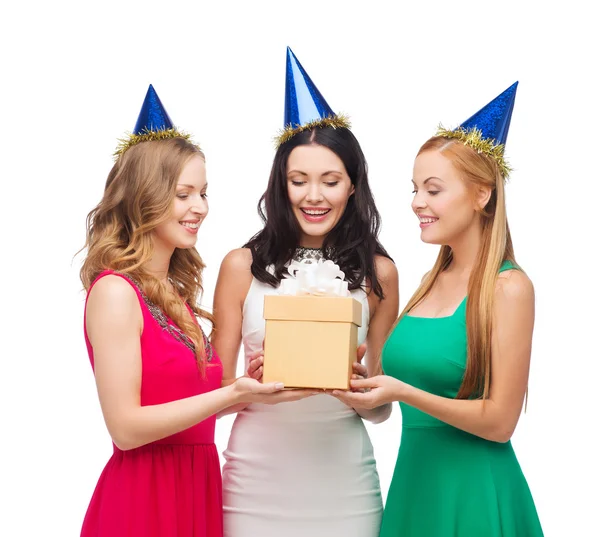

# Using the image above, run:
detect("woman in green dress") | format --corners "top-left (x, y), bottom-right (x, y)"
top-left (333, 82), bottom-right (544, 536)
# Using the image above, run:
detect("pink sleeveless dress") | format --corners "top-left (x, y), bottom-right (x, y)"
top-left (81, 271), bottom-right (223, 537)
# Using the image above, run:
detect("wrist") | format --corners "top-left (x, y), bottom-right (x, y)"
top-left (224, 382), bottom-right (243, 405)
top-left (393, 378), bottom-right (409, 403)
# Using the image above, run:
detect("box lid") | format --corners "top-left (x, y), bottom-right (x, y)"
top-left (263, 295), bottom-right (362, 326)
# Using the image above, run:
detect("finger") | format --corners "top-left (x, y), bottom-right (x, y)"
top-left (352, 362), bottom-right (368, 376)
top-left (249, 349), bottom-right (265, 360)
top-left (330, 390), bottom-right (358, 406)
top-left (248, 356), bottom-right (264, 372)
top-left (328, 392), bottom-right (352, 409)
top-left (250, 366), bottom-right (263, 380)
top-left (350, 377), bottom-right (377, 390)
top-left (261, 381), bottom-right (285, 392)
top-left (331, 390), bottom-right (369, 406)
top-left (356, 343), bottom-right (367, 363)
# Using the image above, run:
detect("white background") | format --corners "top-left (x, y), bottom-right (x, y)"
top-left (1, 1), bottom-right (598, 535)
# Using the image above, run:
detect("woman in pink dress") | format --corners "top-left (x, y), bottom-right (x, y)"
top-left (79, 85), bottom-right (284, 537)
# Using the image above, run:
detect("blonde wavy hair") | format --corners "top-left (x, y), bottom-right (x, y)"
top-left (399, 136), bottom-right (516, 400)
top-left (80, 137), bottom-right (213, 369)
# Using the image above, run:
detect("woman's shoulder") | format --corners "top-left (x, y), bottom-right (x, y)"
top-left (86, 273), bottom-right (143, 330)
top-left (374, 254), bottom-right (397, 279)
top-left (220, 247), bottom-right (253, 273)
top-left (364, 255), bottom-right (399, 313)
top-left (496, 268), bottom-right (534, 300)
top-left (372, 255), bottom-right (399, 296)
top-left (215, 249), bottom-right (255, 306)
top-left (88, 272), bottom-right (140, 304)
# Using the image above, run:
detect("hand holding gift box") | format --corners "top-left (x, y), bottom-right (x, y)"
top-left (262, 259), bottom-right (362, 390)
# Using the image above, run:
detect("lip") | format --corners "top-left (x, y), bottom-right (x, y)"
top-left (417, 214), bottom-right (438, 229)
top-left (300, 207), bottom-right (331, 223)
top-left (180, 220), bottom-right (201, 234)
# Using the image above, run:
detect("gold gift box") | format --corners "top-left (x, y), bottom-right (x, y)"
top-left (262, 295), bottom-right (362, 389)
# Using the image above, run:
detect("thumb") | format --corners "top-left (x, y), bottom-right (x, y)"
top-left (357, 343), bottom-right (367, 363)
top-left (262, 381), bottom-right (285, 393)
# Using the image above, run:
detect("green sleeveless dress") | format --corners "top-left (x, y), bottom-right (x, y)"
top-left (380, 261), bottom-right (543, 536)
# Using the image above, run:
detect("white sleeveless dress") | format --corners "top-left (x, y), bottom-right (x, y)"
top-left (222, 272), bottom-right (383, 537)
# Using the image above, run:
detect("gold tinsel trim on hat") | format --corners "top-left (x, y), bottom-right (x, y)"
top-left (113, 128), bottom-right (200, 160)
top-left (275, 114), bottom-right (351, 147)
top-left (436, 125), bottom-right (511, 178)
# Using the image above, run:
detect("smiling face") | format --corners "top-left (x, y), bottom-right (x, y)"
top-left (153, 154), bottom-right (208, 251)
top-left (411, 150), bottom-right (490, 246)
top-left (286, 144), bottom-right (355, 248)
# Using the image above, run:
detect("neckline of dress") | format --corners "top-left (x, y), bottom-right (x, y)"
top-left (404, 296), bottom-right (467, 320)
top-left (292, 246), bottom-right (335, 262)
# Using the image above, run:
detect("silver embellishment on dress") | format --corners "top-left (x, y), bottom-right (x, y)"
top-left (292, 246), bottom-right (334, 262)
top-left (119, 273), bottom-right (213, 361)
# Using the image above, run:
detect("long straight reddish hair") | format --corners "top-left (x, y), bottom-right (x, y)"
top-left (397, 136), bottom-right (516, 399)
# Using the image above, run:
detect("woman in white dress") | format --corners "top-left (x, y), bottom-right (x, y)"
top-left (211, 48), bottom-right (399, 537)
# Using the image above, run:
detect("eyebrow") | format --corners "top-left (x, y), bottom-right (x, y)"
top-left (178, 183), bottom-right (208, 189)
top-left (287, 170), bottom-right (343, 177)
top-left (411, 176), bottom-right (443, 185)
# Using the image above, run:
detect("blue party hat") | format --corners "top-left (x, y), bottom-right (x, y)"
top-left (437, 82), bottom-right (518, 177)
top-left (276, 47), bottom-right (350, 146)
top-left (133, 84), bottom-right (174, 134)
top-left (114, 84), bottom-right (196, 159)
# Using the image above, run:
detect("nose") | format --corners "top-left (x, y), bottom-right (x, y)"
top-left (305, 182), bottom-right (324, 203)
top-left (411, 190), bottom-right (427, 213)
top-left (191, 196), bottom-right (208, 218)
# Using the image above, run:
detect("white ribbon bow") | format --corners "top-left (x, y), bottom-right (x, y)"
top-left (279, 259), bottom-right (349, 297)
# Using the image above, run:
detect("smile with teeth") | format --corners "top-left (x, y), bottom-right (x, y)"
top-left (418, 216), bottom-right (438, 224)
top-left (180, 221), bottom-right (199, 229)
top-left (301, 208), bottom-right (330, 215)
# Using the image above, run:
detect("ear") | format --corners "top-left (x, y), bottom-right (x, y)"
top-left (349, 183), bottom-right (356, 196)
top-left (475, 185), bottom-right (492, 211)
